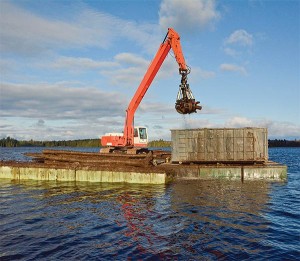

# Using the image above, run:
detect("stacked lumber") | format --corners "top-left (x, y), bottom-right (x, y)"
top-left (25, 149), bottom-right (171, 168)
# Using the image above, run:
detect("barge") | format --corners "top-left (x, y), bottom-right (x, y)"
top-left (0, 128), bottom-right (287, 184)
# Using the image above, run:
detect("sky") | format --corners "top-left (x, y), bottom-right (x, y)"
top-left (0, 0), bottom-right (299, 141)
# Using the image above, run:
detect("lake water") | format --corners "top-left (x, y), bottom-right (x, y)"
top-left (0, 147), bottom-right (299, 260)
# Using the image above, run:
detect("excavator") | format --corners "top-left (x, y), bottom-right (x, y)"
top-left (100, 28), bottom-right (202, 153)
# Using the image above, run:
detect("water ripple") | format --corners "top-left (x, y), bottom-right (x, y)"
top-left (0, 148), bottom-right (299, 259)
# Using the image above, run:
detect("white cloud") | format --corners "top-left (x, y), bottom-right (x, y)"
top-left (173, 118), bottom-right (219, 129)
top-left (47, 53), bottom-right (149, 85)
top-left (159, 0), bottom-right (220, 32)
top-left (224, 117), bottom-right (300, 139)
top-left (225, 29), bottom-right (253, 46)
top-left (191, 67), bottom-right (216, 79)
top-left (48, 52), bottom-right (157, 87)
top-left (0, 2), bottom-right (159, 56)
top-left (223, 47), bottom-right (239, 57)
top-left (36, 119), bottom-right (45, 127)
top-left (0, 78), bottom-right (224, 141)
top-left (51, 56), bottom-right (119, 71)
top-left (0, 81), bottom-right (204, 140)
top-left (167, 116), bottom-right (300, 139)
top-left (114, 53), bottom-right (149, 67)
top-left (100, 53), bottom-right (180, 88)
top-left (138, 102), bottom-right (173, 114)
top-left (222, 30), bottom-right (254, 58)
top-left (225, 116), bottom-right (253, 128)
top-left (0, 82), bottom-right (126, 120)
top-left (0, 2), bottom-right (100, 55)
top-left (259, 120), bottom-right (300, 139)
top-left (220, 63), bottom-right (247, 75)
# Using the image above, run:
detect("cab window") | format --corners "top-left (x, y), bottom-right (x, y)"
top-left (139, 128), bottom-right (147, 139)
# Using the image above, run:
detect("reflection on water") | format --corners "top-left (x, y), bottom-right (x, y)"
top-left (1, 147), bottom-right (300, 259)
top-left (170, 180), bottom-right (272, 259)
top-left (1, 178), bottom-right (298, 260)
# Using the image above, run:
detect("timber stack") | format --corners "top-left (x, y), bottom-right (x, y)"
top-left (25, 149), bottom-right (171, 169)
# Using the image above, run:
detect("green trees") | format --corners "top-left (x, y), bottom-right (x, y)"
top-left (148, 139), bottom-right (171, 148)
top-left (268, 139), bottom-right (300, 147)
top-left (1, 137), bottom-right (298, 148)
top-left (0, 137), bottom-right (19, 147)
top-left (0, 137), bottom-right (100, 147)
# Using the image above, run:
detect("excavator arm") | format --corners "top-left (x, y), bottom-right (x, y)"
top-left (122, 28), bottom-right (201, 146)
top-left (101, 28), bottom-right (201, 148)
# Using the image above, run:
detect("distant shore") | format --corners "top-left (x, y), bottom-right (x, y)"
top-left (0, 137), bottom-right (299, 148)
top-left (268, 139), bottom-right (300, 147)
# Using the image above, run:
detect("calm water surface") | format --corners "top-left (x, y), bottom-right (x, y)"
top-left (0, 147), bottom-right (299, 260)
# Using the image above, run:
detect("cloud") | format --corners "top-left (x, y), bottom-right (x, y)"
top-left (0, 2), bottom-right (99, 55)
top-left (0, 82), bottom-right (126, 120)
top-left (47, 52), bottom-right (150, 85)
top-left (224, 116), bottom-right (253, 128)
top-left (225, 29), bottom-right (253, 46)
top-left (224, 117), bottom-right (300, 139)
top-left (0, 2), bottom-right (159, 56)
top-left (174, 118), bottom-right (217, 129)
top-left (0, 59), bottom-right (17, 75)
top-left (159, 0), bottom-right (220, 32)
top-left (51, 56), bottom-right (119, 71)
top-left (1, 81), bottom-right (205, 140)
top-left (220, 63), bottom-right (247, 75)
top-left (191, 67), bottom-right (216, 80)
top-left (138, 102), bottom-right (174, 115)
top-left (259, 120), bottom-right (300, 139)
top-left (223, 47), bottom-right (240, 57)
top-left (36, 119), bottom-right (45, 127)
top-left (114, 53), bottom-right (149, 67)
top-left (48, 52), bottom-right (180, 88)
top-left (100, 52), bottom-right (179, 87)
top-left (166, 116), bottom-right (300, 139)
top-left (222, 29), bottom-right (254, 59)
top-left (0, 119), bottom-right (113, 141)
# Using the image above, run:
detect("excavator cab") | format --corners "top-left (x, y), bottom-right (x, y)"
top-left (175, 69), bottom-right (202, 114)
top-left (133, 126), bottom-right (148, 147)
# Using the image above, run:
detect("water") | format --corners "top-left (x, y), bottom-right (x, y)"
top-left (0, 147), bottom-right (299, 260)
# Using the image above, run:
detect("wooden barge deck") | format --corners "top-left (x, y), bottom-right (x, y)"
top-left (0, 149), bottom-right (287, 184)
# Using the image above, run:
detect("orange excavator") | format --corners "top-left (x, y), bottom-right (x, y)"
top-left (101, 28), bottom-right (201, 153)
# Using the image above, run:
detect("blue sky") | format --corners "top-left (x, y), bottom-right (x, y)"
top-left (0, 0), bottom-right (299, 141)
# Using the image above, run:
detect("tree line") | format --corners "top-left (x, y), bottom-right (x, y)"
top-left (0, 137), bottom-right (172, 148)
top-left (0, 137), bottom-right (100, 148)
top-left (0, 137), bottom-right (299, 148)
top-left (268, 139), bottom-right (300, 147)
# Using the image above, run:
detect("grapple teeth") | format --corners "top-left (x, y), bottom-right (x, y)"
top-left (175, 99), bottom-right (202, 114)
top-left (175, 70), bottom-right (202, 114)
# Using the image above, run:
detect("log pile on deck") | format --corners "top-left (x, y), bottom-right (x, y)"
top-left (25, 149), bottom-right (171, 168)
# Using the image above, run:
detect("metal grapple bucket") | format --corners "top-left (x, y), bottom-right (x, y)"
top-left (175, 79), bottom-right (202, 114)
top-left (175, 98), bottom-right (202, 114)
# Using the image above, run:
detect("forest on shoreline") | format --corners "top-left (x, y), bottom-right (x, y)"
top-left (0, 137), bottom-right (299, 148)
top-left (0, 137), bottom-right (171, 148)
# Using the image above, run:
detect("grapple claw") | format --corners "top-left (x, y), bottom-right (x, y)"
top-left (175, 99), bottom-right (202, 114)
top-left (175, 70), bottom-right (202, 114)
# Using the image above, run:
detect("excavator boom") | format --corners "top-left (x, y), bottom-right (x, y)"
top-left (101, 28), bottom-right (201, 149)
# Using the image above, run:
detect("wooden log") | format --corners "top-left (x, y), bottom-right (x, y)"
top-left (42, 150), bottom-right (148, 159)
